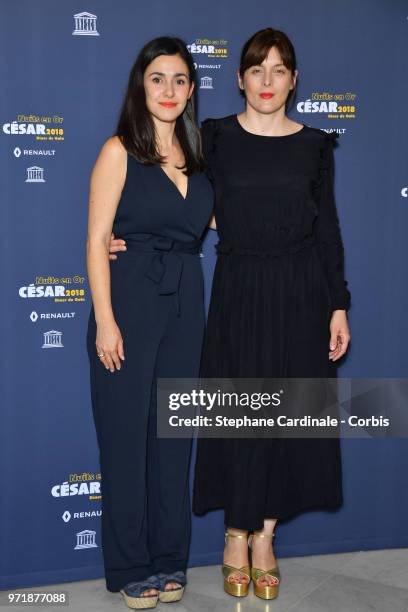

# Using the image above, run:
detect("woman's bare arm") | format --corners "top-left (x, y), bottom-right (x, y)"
top-left (86, 136), bottom-right (127, 326)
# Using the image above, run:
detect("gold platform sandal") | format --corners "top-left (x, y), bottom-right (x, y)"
top-left (222, 531), bottom-right (251, 597)
top-left (249, 532), bottom-right (281, 600)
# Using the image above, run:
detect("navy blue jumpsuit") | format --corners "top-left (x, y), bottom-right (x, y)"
top-left (86, 153), bottom-right (213, 592)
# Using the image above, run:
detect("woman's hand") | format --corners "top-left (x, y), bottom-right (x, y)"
top-left (96, 318), bottom-right (125, 372)
top-left (329, 310), bottom-right (351, 361)
top-left (109, 232), bottom-right (127, 260)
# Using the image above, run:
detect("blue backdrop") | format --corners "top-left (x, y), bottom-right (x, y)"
top-left (1, 0), bottom-right (408, 590)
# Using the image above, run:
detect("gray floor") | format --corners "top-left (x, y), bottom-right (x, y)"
top-left (2, 549), bottom-right (408, 611)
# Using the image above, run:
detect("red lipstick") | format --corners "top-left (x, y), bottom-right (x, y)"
top-left (260, 93), bottom-right (274, 99)
top-left (159, 102), bottom-right (177, 107)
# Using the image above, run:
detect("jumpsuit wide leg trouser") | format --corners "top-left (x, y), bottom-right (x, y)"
top-left (87, 240), bottom-right (205, 592)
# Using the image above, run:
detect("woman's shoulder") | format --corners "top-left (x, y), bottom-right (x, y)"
top-left (199, 115), bottom-right (241, 153)
top-left (200, 114), bottom-right (237, 132)
top-left (303, 125), bottom-right (340, 146)
top-left (94, 136), bottom-right (127, 168)
top-left (201, 114), bottom-right (235, 125)
top-left (303, 128), bottom-right (340, 177)
top-left (90, 136), bottom-right (128, 191)
top-left (101, 136), bottom-right (127, 159)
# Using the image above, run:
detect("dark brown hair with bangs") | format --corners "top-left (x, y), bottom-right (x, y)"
top-left (239, 28), bottom-right (297, 110)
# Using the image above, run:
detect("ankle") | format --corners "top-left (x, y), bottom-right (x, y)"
top-left (253, 528), bottom-right (275, 537)
top-left (223, 531), bottom-right (249, 563)
top-left (252, 530), bottom-right (275, 544)
top-left (226, 528), bottom-right (248, 538)
top-left (224, 530), bottom-right (248, 547)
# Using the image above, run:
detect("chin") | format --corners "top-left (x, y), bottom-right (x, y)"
top-left (152, 108), bottom-right (181, 123)
top-left (250, 98), bottom-right (283, 114)
top-left (252, 103), bottom-right (280, 115)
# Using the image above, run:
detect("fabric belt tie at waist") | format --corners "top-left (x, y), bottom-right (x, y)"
top-left (124, 234), bottom-right (202, 316)
top-left (215, 234), bottom-right (316, 257)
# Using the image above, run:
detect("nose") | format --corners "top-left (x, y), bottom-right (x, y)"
top-left (263, 69), bottom-right (273, 87)
top-left (164, 79), bottom-right (175, 98)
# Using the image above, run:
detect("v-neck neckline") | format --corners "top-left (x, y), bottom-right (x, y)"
top-left (158, 165), bottom-right (189, 201)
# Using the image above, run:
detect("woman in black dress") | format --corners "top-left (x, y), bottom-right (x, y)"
top-left (192, 28), bottom-right (351, 600)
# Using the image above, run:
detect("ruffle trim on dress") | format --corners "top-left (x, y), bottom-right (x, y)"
top-left (313, 130), bottom-right (340, 190)
top-left (320, 131), bottom-right (339, 169)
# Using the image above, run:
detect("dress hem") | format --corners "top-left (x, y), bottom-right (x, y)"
top-left (192, 498), bottom-right (343, 530)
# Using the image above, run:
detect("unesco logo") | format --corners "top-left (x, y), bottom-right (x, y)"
top-left (200, 76), bottom-right (213, 89)
top-left (72, 12), bottom-right (99, 36)
top-left (25, 166), bottom-right (45, 182)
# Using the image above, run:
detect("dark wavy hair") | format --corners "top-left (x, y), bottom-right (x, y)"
top-left (239, 28), bottom-right (298, 111)
top-left (115, 36), bottom-right (204, 175)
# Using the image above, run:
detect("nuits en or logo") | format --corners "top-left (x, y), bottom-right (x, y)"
top-left (51, 474), bottom-right (102, 498)
top-left (20, 283), bottom-right (67, 299)
top-left (401, 187), bottom-right (407, 198)
top-left (72, 12), bottom-right (99, 36)
top-left (25, 166), bottom-right (45, 182)
top-left (4, 121), bottom-right (46, 136)
top-left (3, 115), bottom-right (64, 141)
top-left (19, 276), bottom-right (86, 303)
top-left (74, 530), bottom-right (98, 549)
top-left (297, 92), bottom-right (357, 120)
top-left (42, 330), bottom-right (64, 348)
top-left (187, 38), bottom-right (228, 59)
top-left (200, 76), bottom-right (213, 89)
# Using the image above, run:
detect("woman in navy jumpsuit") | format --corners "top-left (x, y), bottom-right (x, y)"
top-left (86, 37), bottom-right (213, 606)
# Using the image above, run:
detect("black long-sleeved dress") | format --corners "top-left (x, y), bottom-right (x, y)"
top-left (192, 114), bottom-right (351, 530)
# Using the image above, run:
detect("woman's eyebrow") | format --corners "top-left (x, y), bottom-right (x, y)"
top-left (148, 71), bottom-right (188, 77)
top-left (260, 63), bottom-right (285, 68)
